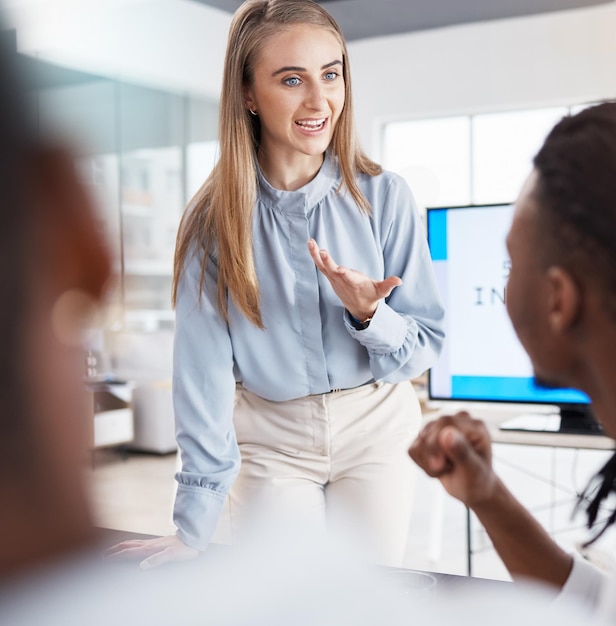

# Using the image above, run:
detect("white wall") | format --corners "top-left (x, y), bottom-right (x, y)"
top-left (348, 3), bottom-right (616, 156)
top-left (3, 0), bottom-right (231, 100)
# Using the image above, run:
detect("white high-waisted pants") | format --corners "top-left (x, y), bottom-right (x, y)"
top-left (229, 381), bottom-right (421, 567)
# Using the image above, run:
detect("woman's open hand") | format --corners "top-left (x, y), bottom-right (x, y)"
top-left (307, 238), bottom-right (401, 322)
top-left (105, 534), bottom-right (199, 570)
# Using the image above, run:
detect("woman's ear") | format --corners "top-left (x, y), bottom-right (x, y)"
top-left (32, 146), bottom-right (112, 302)
top-left (243, 83), bottom-right (256, 114)
top-left (546, 266), bottom-right (581, 334)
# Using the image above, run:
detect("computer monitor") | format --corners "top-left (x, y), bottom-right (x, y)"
top-left (426, 203), bottom-right (601, 435)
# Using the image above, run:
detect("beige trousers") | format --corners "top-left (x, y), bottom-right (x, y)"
top-left (229, 381), bottom-right (421, 566)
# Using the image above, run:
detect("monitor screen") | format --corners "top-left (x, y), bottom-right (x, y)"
top-left (427, 203), bottom-right (598, 434)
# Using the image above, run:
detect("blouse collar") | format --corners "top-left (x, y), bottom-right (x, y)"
top-left (256, 151), bottom-right (340, 215)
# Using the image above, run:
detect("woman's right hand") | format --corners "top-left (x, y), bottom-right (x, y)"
top-left (105, 534), bottom-right (199, 570)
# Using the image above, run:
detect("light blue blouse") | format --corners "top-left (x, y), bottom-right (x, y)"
top-left (172, 153), bottom-right (445, 550)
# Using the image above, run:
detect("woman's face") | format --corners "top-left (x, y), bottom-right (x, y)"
top-left (244, 23), bottom-right (345, 163)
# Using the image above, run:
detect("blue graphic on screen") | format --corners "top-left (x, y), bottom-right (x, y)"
top-left (427, 204), bottom-right (590, 406)
top-left (427, 208), bottom-right (447, 261)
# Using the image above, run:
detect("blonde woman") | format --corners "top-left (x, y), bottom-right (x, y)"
top-left (111, 0), bottom-right (444, 568)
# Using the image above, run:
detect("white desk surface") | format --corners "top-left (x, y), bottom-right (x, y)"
top-left (422, 401), bottom-right (616, 451)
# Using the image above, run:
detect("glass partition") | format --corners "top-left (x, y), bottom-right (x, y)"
top-left (28, 57), bottom-right (219, 332)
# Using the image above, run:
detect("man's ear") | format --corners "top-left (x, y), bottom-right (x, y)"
top-left (33, 146), bottom-right (111, 302)
top-left (546, 266), bottom-right (581, 333)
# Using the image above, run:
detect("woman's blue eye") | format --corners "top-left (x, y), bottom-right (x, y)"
top-left (324, 71), bottom-right (338, 81)
top-left (284, 77), bottom-right (301, 86)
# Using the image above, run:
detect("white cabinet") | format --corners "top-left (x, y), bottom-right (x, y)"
top-left (94, 408), bottom-right (133, 448)
top-left (89, 381), bottom-right (134, 449)
top-left (131, 381), bottom-right (177, 454)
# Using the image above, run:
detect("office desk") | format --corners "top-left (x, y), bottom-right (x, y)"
top-left (423, 401), bottom-right (615, 450)
top-left (96, 527), bottom-right (507, 598)
top-left (421, 402), bottom-right (615, 576)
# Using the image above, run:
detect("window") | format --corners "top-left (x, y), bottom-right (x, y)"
top-left (33, 59), bottom-right (220, 332)
top-left (471, 107), bottom-right (568, 205)
top-left (382, 116), bottom-right (471, 210)
top-left (382, 105), bottom-right (579, 210)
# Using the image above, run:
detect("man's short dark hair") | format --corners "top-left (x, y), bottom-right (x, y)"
top-left (533, 101), bottom-right (616, 318)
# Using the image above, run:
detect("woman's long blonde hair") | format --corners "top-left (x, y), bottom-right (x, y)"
top-left (172, 0), bottom-right (381, 328)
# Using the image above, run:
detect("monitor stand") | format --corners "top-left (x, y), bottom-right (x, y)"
top-left (499, 404), bottom-right (603, 435)
top-left (558, 404), bottom-right (603, 435)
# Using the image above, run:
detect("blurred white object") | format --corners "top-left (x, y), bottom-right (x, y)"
top-left (131, 380), bottom-right (176, 454)
top-left (105, 330), bottom-right (176, 454)
top-left (89, 380), bottom-right (134, 449)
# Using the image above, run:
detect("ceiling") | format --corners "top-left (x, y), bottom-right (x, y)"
top-left (191, 0), bottom-right (613, 41)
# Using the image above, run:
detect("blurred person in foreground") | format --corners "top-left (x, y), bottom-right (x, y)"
top-left (0, 25), bottom-right (218, 625)
top-left (0, 37), bottom-right (110, 578)
top-left (410, 101), bottom-right (616, 623)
